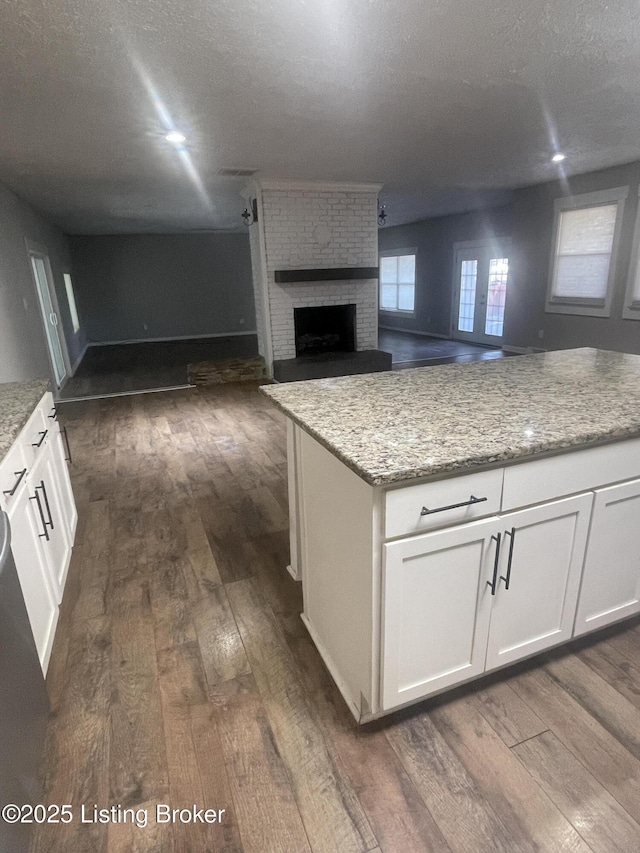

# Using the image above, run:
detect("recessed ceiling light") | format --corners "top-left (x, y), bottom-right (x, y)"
top-left (165, 130), bottom-right (186, 144)
top-left (552, 152), bottom-right (566, 163)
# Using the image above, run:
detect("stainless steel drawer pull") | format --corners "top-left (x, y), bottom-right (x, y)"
top-left (2, 468), bottom-right (27, 497)
top-left (32, 430), bottom-right (48, 448)
top-left (500, 527), bottom-right (516, 590)
top-left (420, 495), bottom-right (488, 516)
top-left (29, 490), bottom-right (50, 540)
top-left (487, 532), bottom-right (502, 595)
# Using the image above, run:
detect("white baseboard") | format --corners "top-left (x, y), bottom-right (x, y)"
top-left (378, 324), bottom-right (450, 340)
top-left (286, 563), bottom-right (301, 582)
top-left (88, 330), bottom-right (258, 347)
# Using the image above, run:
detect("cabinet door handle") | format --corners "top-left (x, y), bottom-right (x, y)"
top-left (500, 527), bottom-right (516, 590)
top-left (32, 429), bottom-right (48, 448)
top-left (61, 425), bottom-right (73, 464)
top-left (36, 481), bottom-right (55, 531)
top-left (30, 490), bottom-right (50, 540)
top-left (421, 495), bottom-right (487, 516)
top-left (487, 532), bottom-right (502, 595)
top-left (48, 407), bottom-right (58, 420)
top-left (2, 468), bottom-right (27, 496)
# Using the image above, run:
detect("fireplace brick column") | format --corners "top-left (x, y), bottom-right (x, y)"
top-left (242, 179), bottom-right (382, 373)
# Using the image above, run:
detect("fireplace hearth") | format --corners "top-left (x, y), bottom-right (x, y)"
top-left (294, 304), bottom-right (356, 357)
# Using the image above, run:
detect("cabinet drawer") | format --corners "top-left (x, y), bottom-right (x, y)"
top-left (0, 441), bottom-right (29, 508)
top-left (384, 468), bottom-right (503, 539)
top-left (502, 436), bottom-right (640, 512)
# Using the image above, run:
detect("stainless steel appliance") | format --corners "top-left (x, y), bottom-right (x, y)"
top-left (0, 510), bottom-right (49, 853)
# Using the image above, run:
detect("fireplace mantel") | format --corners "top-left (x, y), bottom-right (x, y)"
top-left (274, 267), bottom-right (379, 284)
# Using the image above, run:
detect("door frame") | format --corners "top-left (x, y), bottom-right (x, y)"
top-left (450, 238), bottom-right (512, 346)
top-left (25, 240), bottom-right (71, 388)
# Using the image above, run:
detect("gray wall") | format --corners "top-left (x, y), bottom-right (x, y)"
top-left (378, 206), bottom-right (513, 337)
top-left (506, 161), bottom-right (640, 354)
top-left (0, 183), bottom-right (83, 384)
top-left (69, 233), bottom-right (256, 343)
top-left (379, 160), bottom-right (640, 355)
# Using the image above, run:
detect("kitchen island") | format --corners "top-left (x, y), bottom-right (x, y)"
top-left (262, 348), bottom-right (640, 721)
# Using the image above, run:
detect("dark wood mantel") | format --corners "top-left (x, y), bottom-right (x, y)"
top-left (274, 267), bottom-right (379, 284)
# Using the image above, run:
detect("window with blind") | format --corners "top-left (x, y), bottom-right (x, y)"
top-left (623, 187), bottom-right (640, 320)
top-left (379, 251), bottom-right (416, 313)
top-left (546, 186), bottom-right (628, 317)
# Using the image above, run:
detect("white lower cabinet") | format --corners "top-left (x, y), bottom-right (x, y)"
top-left (485, 493), bottom-right (593, 670)
top-left (7, 484), bottom-right (59, 672)
top-left (28, 449), bottom-right (72, 603)
top-left (0, 391), bottom-right (77, 673)
top-left (382, 517), bottom-right (498, 710)
top-left (382, 493), bottom-right (593, 711)
top-left (574, 478), bottom-right (640, 636)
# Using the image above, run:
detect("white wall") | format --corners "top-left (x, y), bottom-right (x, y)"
top-left (0, 183), bottom-right (79, 384)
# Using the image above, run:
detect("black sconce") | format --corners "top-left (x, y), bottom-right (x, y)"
top-left (378, 201), bottom-right (387, 227)
top-left (242, 198), bottom-right (259, 226)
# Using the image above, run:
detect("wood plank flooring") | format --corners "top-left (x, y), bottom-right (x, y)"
top-left (34, 382), bottom-right (640, 852)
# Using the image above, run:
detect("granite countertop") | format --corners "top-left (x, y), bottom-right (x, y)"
top-left (261, 348), bottom-right (640, 486)
top-left (0, 380), bottom-right (50, 464)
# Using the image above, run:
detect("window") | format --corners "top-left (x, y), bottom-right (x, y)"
top-left (546, 186), bottom-right (628, 317)
top-left (623, 187), bottom-right (640, 320)
top-left (63, 273), bottom-right (80, 334)
top-left (379, 251), bottom-right (416, 313)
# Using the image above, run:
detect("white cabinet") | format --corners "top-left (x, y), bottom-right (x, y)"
top-left (382, 517), bottom-right (498, 709)
top-left (0, 391), bottom-right (77, 672)
top-left (574, 479), bottom-right (640, 637)
top-left (485, 494), bottom-right (593, 670)
top-left (382, 494), bottom-right (592, 711)
top-left (6, 484), bottom-right (59, 672)
top-left (292, 424), bottom-right (640, 721)
top-left (28, 449), bottom-right (72, 603)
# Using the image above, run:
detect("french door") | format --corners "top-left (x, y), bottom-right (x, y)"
top-left (452, 240), bottom-right (511, 345)
top-left (27, 243), bottom-right (68, 387)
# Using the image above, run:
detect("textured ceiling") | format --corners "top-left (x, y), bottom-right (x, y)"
top-left (2, 0), bottom-right (640, 233)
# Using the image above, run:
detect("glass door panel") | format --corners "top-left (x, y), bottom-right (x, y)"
top-left (457, 259), bottom-right (478, 333)
top-left (453, 243), bottom-right (510, 345)
top-left (485, 258), bottom-right (508, 337)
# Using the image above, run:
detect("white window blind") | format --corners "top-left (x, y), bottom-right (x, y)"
top-left (63, 273), bottom-right (80, 334)
top-left (551, 204), bottom-right (617, 301)
top-left (380, 253), bottom-right (416, 312)
top-left (546, 186), bottom-right (628, 318)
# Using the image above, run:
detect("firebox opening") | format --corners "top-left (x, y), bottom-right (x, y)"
top-left (294, 304), bottom-right (357, 357)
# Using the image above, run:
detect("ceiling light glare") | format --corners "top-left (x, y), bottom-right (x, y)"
top-left (551, 152), bottom-right (566, 163)
top-left (165, 130), bottom-right (186, 145)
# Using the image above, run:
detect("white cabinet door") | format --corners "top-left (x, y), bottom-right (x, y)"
top-left (49, 426), bottom-right (77, 542)
top-left (29, 449), bottom-right (72, 603)
top-left (382, 517), bottom-right (499, 710)
top-left (574, 479), bottom-right (640, 637)
top-left (485, 493), bottom-right (593, 671)
top-left (7, 487), bottom-right (59, 673)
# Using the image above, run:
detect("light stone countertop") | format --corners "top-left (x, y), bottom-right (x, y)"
top-left (0, 380), bottom-right (50, 464)
top-left (261, 348), bottom-right (640, 486)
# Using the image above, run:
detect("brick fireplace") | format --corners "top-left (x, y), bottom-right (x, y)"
top-left (242, 179), bottom-right (389, 379)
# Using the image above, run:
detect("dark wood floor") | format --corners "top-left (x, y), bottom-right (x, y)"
top-left (58, 336), bottom-right (259, 401)
top-left (36, 382), bottom-right (640, 852)
top-left (379, 328), bottom-right (511, 368)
